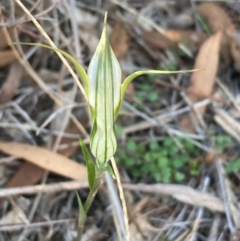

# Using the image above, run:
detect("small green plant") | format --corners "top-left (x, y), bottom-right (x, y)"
top-left (15, 12), bottom-right (199, 241)
top-left (212, 134), bottom-right (239, 174)
top-left (226, 158), bottom-right (240, 173)
top-left (117, 137), bottom-right (201, 183)
top-left (214, 134), bottom-right (233, 152)
top-left (135, 82), bottom-right (160, 103)
top-left (212, 133), bottom-right (240, 174)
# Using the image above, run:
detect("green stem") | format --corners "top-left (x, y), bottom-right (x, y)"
top-left (84, 168), bottom-right (104, 212)
top-left (75, 166), bottom-right (105, 241)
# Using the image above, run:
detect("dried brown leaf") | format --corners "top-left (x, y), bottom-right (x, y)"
top-left (142, 30), bottom-right (175, 49)
top-left (0, 50), bottom-right (17, 67)
top-left (181, 31), bottom-right (223, 131)
top-left (197, 3), bottom-right (240, 71)
top-left (110, 23), bottom-right (131, 60)
top-left (197, 3), bottom-right (234, 33)
top-left (142, 29), bottom-right (206, 51)
top-left (0, 123), bottom-right (84, 208)
top-left (0, 62), bottom-right (22, 103)
top-left (0, 142), bottom-right (87, 180)
top-left (6, 163), bottom-right (45, 189)
top-left (189, 31), bottom-right (222, 99)
top-left (0, 27), bottom-right (16, 50)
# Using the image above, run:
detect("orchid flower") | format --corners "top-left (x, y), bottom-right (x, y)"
top-left (16, 13), bottom-right (198, 165)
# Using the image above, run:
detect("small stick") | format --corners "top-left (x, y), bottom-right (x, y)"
top-left (14, 0), bottom-right (86, 97)
top-left (111, 156), bottom-right (130, 241)
top-left (0, 180), bottom-right (88, 198)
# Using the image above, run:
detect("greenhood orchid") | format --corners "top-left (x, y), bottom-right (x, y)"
top-left (15, 12), bottom-right (199, 165)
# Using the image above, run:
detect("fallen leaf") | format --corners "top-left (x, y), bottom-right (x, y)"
top-left (197, 3), bottom-right (236, 68)
top-left (0, 62), bottom-right (22, 103)
top-left (3, 127), bottom-right (80, 193)
top-left (189, 31), bottom-right (222, 98)
top-left (0, 27), bottom-right (16, 50)
top-left (197, 3), bottom-right (234, 33)
top-left (142, 29), bottom-right (207, 51)
top-left (0, 142), bottom-right (87, 180)
top-left (168, 29), bottom-right (207, 50)
top-left (181, 31), bottom-right (222, 131)
top-left (110, 23), bottom-right (131, 60)
top-left (0, 123), bottom-right (85, 209)
top-left (6, 163), bottom-right (45, 188)
top-left (0, 50), bottom-right (17, 67)
top-left (142, 30), bottom-right (174, 49)
top-left (110, 23), bottom-right (134, 98)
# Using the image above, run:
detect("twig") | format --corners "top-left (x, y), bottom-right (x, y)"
top-left (111, 156), bottom-right (130, 241)
top-left (105, 172), bottom-right (125, 241)
top-left (14, 0), bottom-right (86, 97)
top-left (214, 108), bottom-right (240, 142)
top-left (0, 218), bottom-right (76, 232)
top-left (0, 156), bottom-right (18, 164)
top-left (214, 159), bottom-right (235, 233)
top-left (123, 183), bottom-right (224, 213)
top-left (156, 79), bottom-right (226, 104)
top-left (208, 214), bottom-right (221, 241)
top-left (0, 180), bottom-right (88, 198)
top-left (216, 78), bottom-right (240, 115)
top-left (186, 177), bottom-right (210, 241)
top-left (16, 172), bottom-right (49, 241)
top-left (123, 99), bottom-right (211, 134)
top-left (1, 15), bottom-right (88, 137)
top-left (37, 103), bottom-right (86, 135)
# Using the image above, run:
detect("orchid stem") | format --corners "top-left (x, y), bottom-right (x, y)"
top-left (75, 167), bottom-right (105, 241)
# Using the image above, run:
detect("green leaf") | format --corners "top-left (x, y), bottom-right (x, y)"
top-left (12, 42), bottom-right (89, 97)
top-left (168, 145), bottom-right (180, 156)
top-left (132, 169), bottom-right (141, 177)
top-left (125, 157), bottom-right (135, 167)
top-left (137, 144), bottom-right (145, 152)
top-left (151, 152), bottom-right (160, 160)
top-left (139, 83), bottom-right (151, 91)
top-left (76, 192), bottom-right (86, 224)
top-left (215, 135), bottom-right (233, 151)
top-left (172, 158), bottom-right (185, 168)
top-left (226, 158), bottom-right (240, 173)
top-left (126, 140), bottom-right (137, 152)
top-left (158, 149), bottom-right (168, 156)
top-left (178, 154), bottom-right (189, 164)
top-left (149, 141), bottom-right (160, 151)
top-left (148, 92), bottom-right (159, 102)
top-left (105, 164), bottom-right (116, 179)
top-left (115, 124), bottom-right (123, 137)
top-left (144, 152), bottom-right (152, 162)
top-left (157, 156), bottom-right (169, 168)
top-left (189, 161), bottom-right (201, 176)
top-left (121, 69), bottom-right (202, 105)
top-left (163, 137), bottom-right (174, 148)
top-left (174, 171), bottom-right (186, 182)
top-left (152, 172), bottom-right (162, 182)
top-left (161, 167), bottom-right (171, 183)
top-left (79, 138), bottom-right (95, 190)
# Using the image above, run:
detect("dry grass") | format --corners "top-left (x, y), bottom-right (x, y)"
top-left (0, 1), bottom-right (240, 241)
